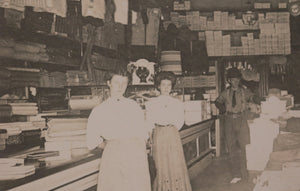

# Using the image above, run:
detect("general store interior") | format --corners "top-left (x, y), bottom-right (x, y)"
top-left (1, 0), bottom-right (300, 191)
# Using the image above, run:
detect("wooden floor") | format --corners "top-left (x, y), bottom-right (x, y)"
top-left (191, 155), bottom-right (255, 191)
top-left (85, 155), bottom-right (256, 191)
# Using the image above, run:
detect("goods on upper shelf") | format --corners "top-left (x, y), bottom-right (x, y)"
top-left (173, 0), bottom-right (191, 11)
top-left (0, 38), bottom-right (49, 63)
top-left (175, 75), bottom-right (216, 88)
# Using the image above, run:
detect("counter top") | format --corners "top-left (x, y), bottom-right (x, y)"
top-left (0, 149), bottom-right (102, 191)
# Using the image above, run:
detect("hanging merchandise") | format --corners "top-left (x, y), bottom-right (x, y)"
top-left (114, 0), bottom-right (128, 24)
top-left (146, 8), bottom-right (161, 47)
top-left (82, 0), bottom-right (105, 19)
top-left (0, 0), bottom-right (67, 17)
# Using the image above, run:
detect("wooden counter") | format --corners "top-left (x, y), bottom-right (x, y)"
top-left (0, 117), bottom-right (217, 191)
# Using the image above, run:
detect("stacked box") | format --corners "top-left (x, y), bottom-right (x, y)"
top-left (272, 34), bottom-right (279, 54)
top-left (248, 33), bottom-right (255, 55)
top-left (278, 2), bottom-right (287, 9)
top-left (278, 34), bottom-right (285, 54)
top-left (235, 19), bottom-right (244, 29)
top-left (277, 12), bottom-right (289, 23)
top-left (266, 12), bottom-right (278, 23)
top-left (199, 16), bottom-right (207, 30)
top-left (260, 23), bottom-right (275, 34)
top-left (221, 12), bottom-right (229, 29)
top-left (266, 34), bottom-right (273, 55)
top-left (178, 15), bottom-right (187, 26)
top-left (186, 12), bottom-right (193, 29)
top-left (191, 11), bottom-right (200, 30)
top-left (214, 11), bottom-right (222, 30)
top-left (258, 13), bottom-right (265, 22)
top-left (230, 47), bottom-right (237, 56)
top-left (254, 3), bottom-right (264, 9)
top-left (214, 31), bottom-right (223, 56)
top-left (222, 35), bottom-right (231, 56)
top-left (206, 20), bottom-right (215, 30)
top-left (275, 23), bottom-right (290, 34)
top-left (254, 39), bottom-right (261, 55)
top-left (236, 46), bottom-right (243, 56)
top-left (205, 31), bottom-right (215, 56)
top-left (198, 32), bottom-right (205, 41)
top-left (228, 15), bottom-right (236, 29)
top-left (184, 1), bottom-right (191, 10)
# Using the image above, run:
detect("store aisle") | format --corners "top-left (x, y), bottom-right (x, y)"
top-left (191, 155), bottom-right (255, 191)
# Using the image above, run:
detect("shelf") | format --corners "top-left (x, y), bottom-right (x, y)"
top-left (195, 29), bottom-right (260, 32)
top-left (64, 84), bottom-right (108, 88)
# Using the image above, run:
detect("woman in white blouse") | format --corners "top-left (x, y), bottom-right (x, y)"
top-left (145, 71), bottom-right (192, 191)
top-left (86, 70), bottom-right (151, 191)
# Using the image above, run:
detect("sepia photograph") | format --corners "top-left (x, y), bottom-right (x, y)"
top-left (0, 0), bottom-right (300, 190)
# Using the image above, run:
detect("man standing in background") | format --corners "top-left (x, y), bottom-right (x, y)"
top-left (215, 67), bottom-right (260, 183)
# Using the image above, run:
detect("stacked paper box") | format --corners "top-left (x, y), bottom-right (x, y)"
top-left (199, 16), bottom-right (207, 30)
top-left (213, 11), bottom-right (222, 30)
top-left (222, 35), bottom-right (231, 56)
top-left (205, 31), bottom-right (215, 56)
top-left (214, 31), bottom-right (223, 56)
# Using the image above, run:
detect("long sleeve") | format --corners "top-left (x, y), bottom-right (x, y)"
top-left (86, 107), bottom-right (103, 150)
top-left (215, 90), bottom-right (227, 113)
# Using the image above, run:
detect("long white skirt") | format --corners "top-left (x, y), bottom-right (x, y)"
top-left (97, 138), bottom-right (151, 191)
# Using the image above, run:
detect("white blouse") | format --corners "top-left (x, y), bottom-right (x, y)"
top-left (86, 97), bottom-right (148, 150)
top-left (145, 95), bottom-right (184, 131)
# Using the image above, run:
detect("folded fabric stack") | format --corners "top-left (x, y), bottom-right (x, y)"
top-left (0, 158), bottom-right (35, 180)
top-left (0, 38), bottom-right (49, 63)
top-left (7, 67), bottom-right (40, 87)
top-left (0, 120), bottom-right (44, 148)
top-left (69, 96), bottom-right (102, 111)
top-left (8, 103), bottom-right (38, 116)
top-left (45, 118), bottom-right (89, 160)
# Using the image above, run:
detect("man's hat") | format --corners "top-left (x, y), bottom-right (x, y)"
top-left (227, 68), bottom-right (241, 79)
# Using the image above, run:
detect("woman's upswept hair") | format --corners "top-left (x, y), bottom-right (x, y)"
top-left (155, 71), bottom-right (177, 89)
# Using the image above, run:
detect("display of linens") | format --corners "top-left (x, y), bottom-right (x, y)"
top-left (0, 0), bottom-right (67, 17)
top-left (9, 103), bottom-right (38, 116)
top-left (45, 118), bottom-right (89, 159)
top-left (69, 96), bottom-right (102, 111)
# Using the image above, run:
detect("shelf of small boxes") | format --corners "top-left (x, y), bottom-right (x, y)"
top-left (173, 0), bottom-right (191, 11)
top-left (165, 11), bottom-right (291, 56)
top-left (175, 75), bottom-right (216, 89)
